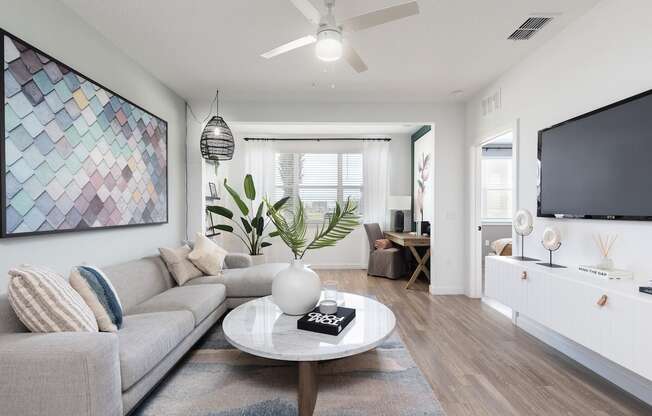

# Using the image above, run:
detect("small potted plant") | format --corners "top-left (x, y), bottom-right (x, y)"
top-left (207, 175), bottom-right (288, 265)
top-left (265, 197), bottom-right (360, 315)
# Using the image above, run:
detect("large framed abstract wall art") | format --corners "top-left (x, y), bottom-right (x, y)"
top-left (1, 29), bottom-right (168, 238)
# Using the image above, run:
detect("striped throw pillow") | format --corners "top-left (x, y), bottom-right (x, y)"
top-left (70, 266), bottom-right (124, 332)
top-left (7, 265), bottom-right (98, 333)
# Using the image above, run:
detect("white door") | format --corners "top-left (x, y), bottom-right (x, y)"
top-left (499, 261), bottom-right (525, 312)
top-left (574, 283), bottom-right (608, 355)
top-left (484, 257), bottom-right (500, 301)
top-left (601, 291), bottom-right (635, 370)
top-left (547, 276), bottom-right (582, 341)
top-left (523, 268), bottom-right (548, 325)
top-left (633, 299), bottom-right (652, 380)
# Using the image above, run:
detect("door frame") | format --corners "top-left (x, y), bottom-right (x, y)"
top-left (468, 119), bottom-right (520, 299)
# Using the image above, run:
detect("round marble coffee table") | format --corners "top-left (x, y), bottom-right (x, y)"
top-left (222, 292), bottom-right (396, 416)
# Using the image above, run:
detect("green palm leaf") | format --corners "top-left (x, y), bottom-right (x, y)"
top-left (206, 205), bottom-right (233, 219)
top-left (241, 217), bottom-right (252, 233)
top-left (266, 197), bottom-right (359, 259)
top-left (244, 174), bottom-right (256, 200)
top-left (224, 179), bottom-right (249, 216)
top-left (212, 224), bottom-right (234, 232)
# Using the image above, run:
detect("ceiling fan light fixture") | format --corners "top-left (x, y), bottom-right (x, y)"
top-left (315, 28), bottom-right (343, 62)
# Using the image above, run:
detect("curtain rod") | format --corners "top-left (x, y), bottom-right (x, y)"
top-left (482, 145), bottom-right (512, 150)
top-left (243, 137), bottom-right (391, 142)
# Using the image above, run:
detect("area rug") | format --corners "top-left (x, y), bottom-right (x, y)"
top-left (134, 320), bottom-right (446, 416)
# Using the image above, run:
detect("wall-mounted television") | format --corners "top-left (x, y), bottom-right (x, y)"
top-left (538, 89), bottom-right (652, 221)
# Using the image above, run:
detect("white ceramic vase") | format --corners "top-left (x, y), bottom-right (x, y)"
top-left (249, 253), bottom-right (266, 266)
top-left (272, 259), bottom-right (321, 315)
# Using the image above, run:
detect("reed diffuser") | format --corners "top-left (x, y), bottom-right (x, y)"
top-left (594, 234), bottom-right (617, 270)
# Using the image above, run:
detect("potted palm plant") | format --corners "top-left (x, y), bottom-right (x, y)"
top-left (265, 197), bottom-right (360, 315)
top-left (207, 175), bottom-right (288, 265)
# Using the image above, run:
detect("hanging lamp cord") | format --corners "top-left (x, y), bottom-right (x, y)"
top-left (186, 90), bottom-right (218, 125)
top-left (183, 89), bottom-right (220, 241)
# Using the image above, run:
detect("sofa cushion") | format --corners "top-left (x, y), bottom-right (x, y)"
top-left (0, 294), bottom-right (27, 333)
top-left (102, 256), bottom-right (175, 313)
top-left (127, 285), bottom-right (226, 325)
top-left (118, 310), bottom-right (194, 391)
top-left (185, 263), bottom-right (287, 298)
top-left (224, 253), bottom-right (253, 269)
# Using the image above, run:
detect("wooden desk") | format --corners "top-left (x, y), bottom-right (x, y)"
top-left (384, 231), bottom-right (431, 289)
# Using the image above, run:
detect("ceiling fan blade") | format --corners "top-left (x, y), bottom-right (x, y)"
top-left (261, 35), bottom-right (317, 59)
top-left (289, 0), bottom-right (321, 24)
top-left (342, 1), bottom-right (420, 32)
top-left (344, 44), bottom-right (368, 73)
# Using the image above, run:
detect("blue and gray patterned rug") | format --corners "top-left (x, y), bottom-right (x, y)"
top-left (134, 320), bottom-right (446, 416)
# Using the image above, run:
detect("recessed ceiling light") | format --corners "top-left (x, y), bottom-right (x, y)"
top-left (330, 84), bottom-right (336, 89)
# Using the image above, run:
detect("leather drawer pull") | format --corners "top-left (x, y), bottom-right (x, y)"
top-left (597, 294), bottom-right (608, 307)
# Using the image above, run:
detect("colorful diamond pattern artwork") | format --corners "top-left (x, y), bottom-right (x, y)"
top-left (2, 32), bottom-right (167, 237)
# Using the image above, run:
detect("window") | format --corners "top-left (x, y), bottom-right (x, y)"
top-left (481, 158), bottom-right (512, 220)
top-left (274, 152), bottom-right (363, 222)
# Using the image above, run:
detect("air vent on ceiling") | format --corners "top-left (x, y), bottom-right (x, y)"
top-left (508, 17), bottom-right (553, 40)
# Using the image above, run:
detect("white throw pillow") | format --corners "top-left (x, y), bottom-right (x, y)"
top-left (8, 265), bottom-right (99, 333)
top-left (159, 245), bottom-right (204, 285)
top-left (187, 233), bottom-right (228, 276)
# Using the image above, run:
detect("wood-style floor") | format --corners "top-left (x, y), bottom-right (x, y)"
top-left (316, 270), bottom-right (652, 416)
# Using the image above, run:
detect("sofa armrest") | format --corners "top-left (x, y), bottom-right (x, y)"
top-left (224, 253), bottom-right (253, 269)
top-left (0, 332), bottom-right (121, 416)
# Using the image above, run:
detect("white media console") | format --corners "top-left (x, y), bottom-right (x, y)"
top-left (485, 256), bottom-right (652, 404)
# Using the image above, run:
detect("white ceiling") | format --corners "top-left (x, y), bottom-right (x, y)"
top-left (61, 0), bottom-right (600, 103)
top-left (231, 122), bottom-right (422, 136)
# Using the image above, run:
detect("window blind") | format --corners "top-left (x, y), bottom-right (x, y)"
top-left (274, 152), bottom-right (363, 222)
top-left (481, 158), bottom-right (513, 220)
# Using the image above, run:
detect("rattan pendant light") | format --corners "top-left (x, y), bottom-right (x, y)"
top-left (200, 90), bottom-right (234, 162)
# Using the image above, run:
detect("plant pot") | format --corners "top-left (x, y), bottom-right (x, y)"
top-left (272, 259), bottom-right (322, 315)
top-left (249, 253), bottom-right (266, 266)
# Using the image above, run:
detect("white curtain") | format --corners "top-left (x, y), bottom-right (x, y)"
top-left (362, 141), bottom-right (390, 228)
top-left (244, 140), bottom-right (275, 204)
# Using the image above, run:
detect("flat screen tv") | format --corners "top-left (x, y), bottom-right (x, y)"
top-left (538, 89), bottom-right (652, 221)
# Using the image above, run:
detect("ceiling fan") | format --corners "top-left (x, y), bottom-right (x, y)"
top-left (261, 0), bottom-right (420, 73)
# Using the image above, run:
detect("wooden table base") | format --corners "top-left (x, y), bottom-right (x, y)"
top-left (405, 246), bottom-right (431, 289)
top-left (298, 361), bottom-right (318, 416)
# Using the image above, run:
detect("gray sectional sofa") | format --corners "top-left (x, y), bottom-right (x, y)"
top-left (0, 253), bottom-right (287, 416)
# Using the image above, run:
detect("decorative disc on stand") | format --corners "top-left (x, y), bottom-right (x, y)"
top-left (511, 209), bottom-right (539, 261)
top-left (538, 227), bottom-right (566, 268)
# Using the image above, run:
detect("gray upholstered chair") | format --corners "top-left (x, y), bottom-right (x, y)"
top-left (364, 223), bottom-right (406, 279)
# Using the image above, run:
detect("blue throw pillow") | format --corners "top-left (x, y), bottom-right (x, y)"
top-left (69, 266), bottom-right (123, 332)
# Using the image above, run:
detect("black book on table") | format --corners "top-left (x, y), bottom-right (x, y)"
top-left (297, 306), bottom-right (356, 336)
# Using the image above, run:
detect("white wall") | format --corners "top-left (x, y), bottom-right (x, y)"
top-left (187, 101), bottom-right (466, 293)
top-left (0, 0), bottom-right (187, 289)
top-left (465, 0), bottom-right (652, 284)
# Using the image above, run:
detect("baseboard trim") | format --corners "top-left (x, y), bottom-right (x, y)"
top-left (481, 297), bottom-right (512, 319)
top-left (310, 264), bottom-right (367, 270)
top-left (516, 315), bottom-right (652, 406)
top-left (429, 286), bottom-right (466, 295)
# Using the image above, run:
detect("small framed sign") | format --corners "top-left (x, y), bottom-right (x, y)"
top-left (208, 182), bottom-right (218, 198)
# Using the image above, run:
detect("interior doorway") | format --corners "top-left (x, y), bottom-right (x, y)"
top-left (468, 122), bottom-right (519, 298)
